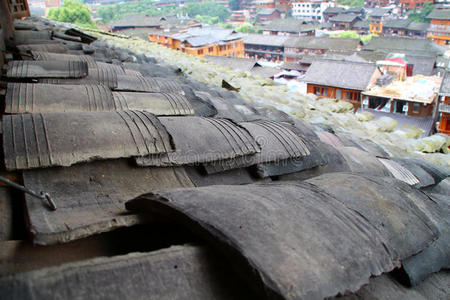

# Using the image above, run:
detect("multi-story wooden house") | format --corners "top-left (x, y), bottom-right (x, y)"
top-left (149, 27), bottom-right (245, 58)
top-left (284, 37), bottom-right (361, 62)
top-left (438, 72), bottom-right (450, 135)
top-left (302, 60), bottom-right (381, 110)
top-left (256, 8), bottom-right (282, 25)
top-left (400, 0), bottom-right (433, 10)
top-left (427, 8), bottom-right (450, 45)
top-left (243, 34), bottom-right (289, 62)
top-left (329, 14), bottom-right (362, 30)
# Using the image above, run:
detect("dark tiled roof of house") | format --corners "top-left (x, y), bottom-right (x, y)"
top-left (257, 8), bottom-right (280, 15)
top-left (111, 14), bottom-right (167, 28)
top-left (427, 8), bottom-right (450, 20)
top-left (353, 20), bottom-right (370, 29)
top-left (406, 22), bottom-right (429, 31)
top-left (363, 37), bottom-right (445, 56)
top-left (243, 33), bottom-right (289, 47)
top-left (302, 60), bottom-right (377, 90)
top-left (369, 8), bottom-right (389, 17)
top-left (285, 36), bottom-right (360, 51)
top-left (329, 13), bottom-right (360, 23)
top-left (383, 18), bottom-right (411, 29)
top-left (323, 6), bottom-right (346, 14)
top-left (0, 14), bottom-right (449, 300)
top-left (263, 18), bottom-right (317, 33)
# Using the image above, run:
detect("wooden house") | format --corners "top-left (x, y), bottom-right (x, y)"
top-left (427, 8), bottom-right (450, 46)
top-left (302, 60), bottom-right (381, 110)
top-left (438, 72), bottom-right (450, 135)
top-left (243, 34), bottom-right (289, 62)
top-left (329, 14), bottom-right (362, 30)
top-left (256, 8), bottom-right (282, 25)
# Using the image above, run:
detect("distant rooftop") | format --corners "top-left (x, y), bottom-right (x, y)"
top-left (323, 6), bottom-right (346, 14)
top-left (363, 37), bottom-right (445, 56)
top-left (263, 18), bottom-right (317, 33)
top-left (302, 60), bottom-right (377, 90)
top-left (369, 8), bottom-right (389, 17)
top-left (329, 13), bottom-right (360, 23)
top-left (243, 34), bottom-right (289, 47)
top-left (427, 8), bottom-right (450, 20)
top-left (173, 27), bottom-right (243, 47)
top-left (111, 14), bottom-right (167, 28)
top-left (257, 8), bottom-right (280, 15)
top-left (285, 36), bottom-right (360, 52)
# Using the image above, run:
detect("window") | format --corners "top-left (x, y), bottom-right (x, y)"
top-left (344, 91), bottom-right (359, 101)
top-left (198, 49), bottom-right (203, 55)
top-left (412, 103), bottom-right (420, 113)
top-left (208, 47), bottom-right (214, 52)
top-left (314, 87), bottom-right (321, 95)
top-left (336, 89), bottom-right (342, 99)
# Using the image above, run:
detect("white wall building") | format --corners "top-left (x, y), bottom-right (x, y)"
top-left (291, 0), bottom-right (334, 22)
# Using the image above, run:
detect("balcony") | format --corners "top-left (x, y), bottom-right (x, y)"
top-left (440, 103), bottom-right (450, 113)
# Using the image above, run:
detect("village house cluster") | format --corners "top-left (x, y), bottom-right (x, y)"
top-left (102, 0), bottom-right (449, 138)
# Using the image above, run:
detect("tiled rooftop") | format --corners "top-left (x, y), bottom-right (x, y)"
top-left (0, 15), bottom-right (449, 300)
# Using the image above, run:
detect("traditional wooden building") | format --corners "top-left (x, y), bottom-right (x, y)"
top-left (284, 37), bottom-right (360, 62)
top-left (322, 6), bottom-right (346, 22)
top-left (110, 15), bottom-right (168, 32)
top-left (302, 60), bottom-right (381, 110)
top-left (230, 10), bottom-right (250, 23)
top-left (149, 27), bottom-right (245, 58)
top-left (438, 72), bottom-right (450, 135)
top-left (362, 36), bottom-right (445, 57)
top-left (427, 8), bottom-right (450, 45)
top-left (262, 18), bottom-right (317, 36)
top-left (256, 8), bottom-right (282, 25)
top-left (243, 34), bottom-right (289, 61)
top-left (400, 0), bottom-right (433, 10)
top-left (329, 14), bottom-right (361, 30)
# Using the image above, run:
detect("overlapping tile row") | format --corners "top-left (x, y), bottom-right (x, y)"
top-left (135, 116), bottom-right (260, 167)
top-left (5, 83), bottom-right (194, 115)
top-left (2, 111), bottom-right (173, 170)
top-left (203, 120), bottom-right (310, 174)
top-left (6, 60), bottom-right (88, 78)
top-left (0, 245), bottom-right (252, 300)
top-left (125, 174), bottom-right (439, 299)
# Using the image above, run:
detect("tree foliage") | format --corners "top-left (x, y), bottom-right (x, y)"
top-left (96, 0), bottom-right (230, 24)
top-left (235, 23), bottom-right (262, 33)
top-left (47, 0), bottom-right (97, 28)
top-left (333, 30), bottom-right (360, 39)
top-left (408, 3), bottom-right (434, 23)
top-left (181, 2), bottom-right (230, 22)
top-left (96, 0), bottom-right (175, 24)
top-left (337, 0), bottom-right (364, 7)
top-left (332, 30), bottom-right (378, 43)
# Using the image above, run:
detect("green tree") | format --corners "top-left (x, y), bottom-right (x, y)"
top-left (337, 0), bottom-right (364, 7)
top-left (95, 0), bottom-right (169, 24)
top-left (333, 30), bottom-right (360, 39)
top-left (228, 0), bottom-right (240, 11)
top-left (47, 0), bottom-right (97, 28)
top-left (235, 23), bottom-right (259, 33)
top-left (408, 3), bottom-right (434, 23)
top-left (181, 1), bottom-right (230, 22)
